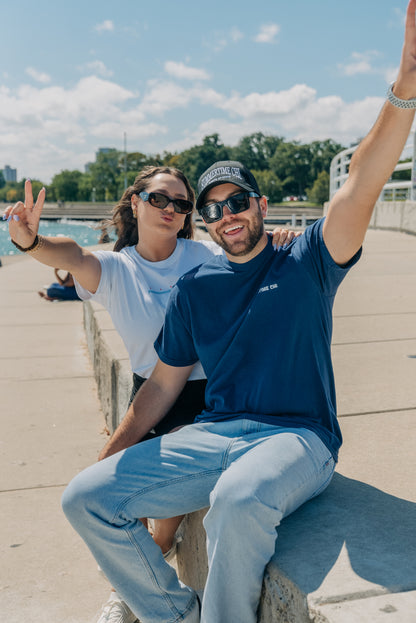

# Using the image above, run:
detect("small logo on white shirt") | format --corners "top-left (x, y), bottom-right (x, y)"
top-left (258, 283), bottom-right (278, 294)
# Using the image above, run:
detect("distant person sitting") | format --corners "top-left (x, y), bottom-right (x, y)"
top-left (38, 268), bottom-right (81, 301)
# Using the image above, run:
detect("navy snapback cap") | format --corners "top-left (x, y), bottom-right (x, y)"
top-left (196, 161), bottom-right (261, 211)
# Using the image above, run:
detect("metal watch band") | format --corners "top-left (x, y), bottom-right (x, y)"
top-left (387, 83), bottom-right (416, 109)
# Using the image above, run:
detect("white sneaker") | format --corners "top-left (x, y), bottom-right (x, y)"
top-left (163, 536), bottom-right (180, 563)
top-left (95, 593), bottom-right (138, 623)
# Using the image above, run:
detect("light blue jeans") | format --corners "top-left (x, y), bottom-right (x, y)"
top-left (62, 420), bottom-right (335, 623)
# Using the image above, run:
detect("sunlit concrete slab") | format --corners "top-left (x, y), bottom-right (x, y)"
top-left (333, 339), bottom-right (416, 416)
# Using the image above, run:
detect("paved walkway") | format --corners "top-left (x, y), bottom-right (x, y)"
top-left (0, 229), bottom-right (415, 622)
top-left (0, 255), bottom-right (109, 623)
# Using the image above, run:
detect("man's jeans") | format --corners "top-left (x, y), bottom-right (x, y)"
top-left (62, 420), bottom-right (335, 623)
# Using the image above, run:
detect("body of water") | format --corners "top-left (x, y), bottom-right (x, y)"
top-left (0, 219), bottom-right (114, 257)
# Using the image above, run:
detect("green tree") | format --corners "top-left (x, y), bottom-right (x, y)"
top-left (161, 151), bottom-right (180, 167)
top-left (77, 174), bottom-right (94, 201)
top-left (391, 158), bottom-right (411, 181)
top-left (89, 149), bottom-right (120, 201)
top-left (176, 134), bottom-right (230, 189)
top-left (230, 132), bottom-right (283, 171)
top-left (30, 180), bottom-right (44, 199)
top-left (270, 142), bottom-right (312, 196)
top-left (0, 171), bottom-right (5, 189)
top-left (251, 169), bottom-right (283, 203)
top-left (0, 181), bottom-right (24, 202)
top-left (306, 170), bottom-right (330, 206)
top-left (308, 139), bottom-right (345, 182)
top-left (50, 170), bottom-right (83, 201)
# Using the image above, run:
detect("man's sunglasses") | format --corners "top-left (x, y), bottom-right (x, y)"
top-left (139, 191), bottom-right (193, 215)
top-left (198, 191), bottom-right (260, 224)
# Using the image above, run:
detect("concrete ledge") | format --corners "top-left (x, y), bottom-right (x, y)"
top-left (83, 300), bottom-right (132, 433)
top-left (175, 509), bottom-right (314, 622)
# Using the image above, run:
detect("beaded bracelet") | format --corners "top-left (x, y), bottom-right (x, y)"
top-left (10, 234), bottom-right (45, 254)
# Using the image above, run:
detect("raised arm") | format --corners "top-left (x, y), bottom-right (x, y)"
top-left (323, 0), bottom-right (416, 265)
top-left (4, 180), bottom-right (101, 293)
top-left (98, 359), bottom-right (194, 460)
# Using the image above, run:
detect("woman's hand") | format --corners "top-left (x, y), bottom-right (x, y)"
top-left (3, 180), bottom-right (45, 249)
top-left (269, 227), bottom-right (302, 249)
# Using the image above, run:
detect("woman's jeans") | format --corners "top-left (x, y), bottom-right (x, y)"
top-left (62, 420), bottom-right (335, 623)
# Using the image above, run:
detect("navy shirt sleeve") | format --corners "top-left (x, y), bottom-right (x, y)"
top-left (154, 277), bottom-right (199, 367)
top-left (292, 218), bottom-right (362, 296)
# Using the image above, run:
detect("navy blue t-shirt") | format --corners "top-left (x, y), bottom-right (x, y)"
top-left (155, 218), bottom-right (361, 460)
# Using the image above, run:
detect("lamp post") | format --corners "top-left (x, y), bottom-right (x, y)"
top-left (124, 132), bottom-right (127, 191)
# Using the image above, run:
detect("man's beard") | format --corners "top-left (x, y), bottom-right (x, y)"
top-left (208, 208), bottom-right (265, 257)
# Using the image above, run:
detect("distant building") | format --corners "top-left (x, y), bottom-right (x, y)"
top-left (84, 147), bottom-right (116, 173)
top-left (96, 147), bottom-right (115, 157)
top-left (3, 165), bottom-right (17, 182)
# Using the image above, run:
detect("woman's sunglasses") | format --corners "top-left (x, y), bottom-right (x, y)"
top-left (139, 191), bottom-right (193, 215)
top-left (198, 191), bottom-right (260, 224)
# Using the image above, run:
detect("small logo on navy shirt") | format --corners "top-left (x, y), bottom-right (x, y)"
top-left (258, 283), bottom-right (278, 294)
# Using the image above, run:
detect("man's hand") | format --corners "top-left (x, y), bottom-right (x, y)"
top-left (394, 0), bottom-right (416, 100)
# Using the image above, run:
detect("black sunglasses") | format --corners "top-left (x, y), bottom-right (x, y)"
top-left (139, 191), bottom-right (193, 215)
top-left (198, 191), bottom-right (260, 224)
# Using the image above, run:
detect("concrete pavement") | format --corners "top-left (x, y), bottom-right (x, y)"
top-left (0, 255), bottom-right (110, 623)
top-left (0, 228), bottom-right (415, 622)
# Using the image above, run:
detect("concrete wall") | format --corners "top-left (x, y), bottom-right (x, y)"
top-left (324, 199), bottom-right (416, 236)
top-left (83, 300), bottom-right (132, 433)
top-left (369, 200), bottom-right (416, 234)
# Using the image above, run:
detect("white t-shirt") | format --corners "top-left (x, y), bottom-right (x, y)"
top-left (75, 238), bottom-right (222, 379)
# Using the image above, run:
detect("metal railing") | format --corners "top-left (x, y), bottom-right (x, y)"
top-left (330, 131), bottom-right (415, 201)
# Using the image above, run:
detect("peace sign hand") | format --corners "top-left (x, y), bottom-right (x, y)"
top-left (3, 180), bottom-right (45, 249)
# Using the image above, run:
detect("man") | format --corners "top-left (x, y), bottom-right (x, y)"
top-left (62, 3), bottom-right (416, 622)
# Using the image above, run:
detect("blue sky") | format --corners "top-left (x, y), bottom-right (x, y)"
top-left (0, 0), bottom-right (411, 182)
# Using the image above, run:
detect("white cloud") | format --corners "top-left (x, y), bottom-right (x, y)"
top-left (282, 95), bottom-right (385, 145)
top-left (338, 51), bottom-right (380, 76)
top-left (82, 60), bottom-right (114, 78)
top-left (206, 27), bottom-right (245, 53)
top-left (0, 77), bottom-right (151, 181)
top-left (230, 27), bottom-right (244, 43)
top-left (220, 84), bottom-right (316, 118)
top-left (79, 60), bottom-right (114, 78)
top-left (164, 61), bottom-right (210, 81)
top-left (139, 80), bottom-right (195, 115)
top-left (389, 8), bottom-right (406, 29)
top-left (138, 80), bottom-right (225, 116)
top-left (254, 23), bottom-right (280, 44)
top-left (0, 67), bottom-right (392, 184)
top-left (384, 65), bottom-right (399, 85)
top-left (165, 90), bottom-right (385, 155)
top-left (25, 67), bottom-right (51, 84)
top-left (94, 19), bottom-right (114, 33)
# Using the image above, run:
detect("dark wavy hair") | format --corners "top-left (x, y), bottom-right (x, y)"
top-left (109, 166), bottom-right (195, 252)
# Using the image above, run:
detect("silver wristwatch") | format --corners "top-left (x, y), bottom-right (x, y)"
top-left (387, 83), bottom-right (416, 109)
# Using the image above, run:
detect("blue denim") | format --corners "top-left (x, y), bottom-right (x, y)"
top-left (62, 420), bottom-right (335, 623)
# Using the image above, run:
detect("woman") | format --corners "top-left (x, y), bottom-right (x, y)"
top-left (5, 167), bottom-right (297, 623)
